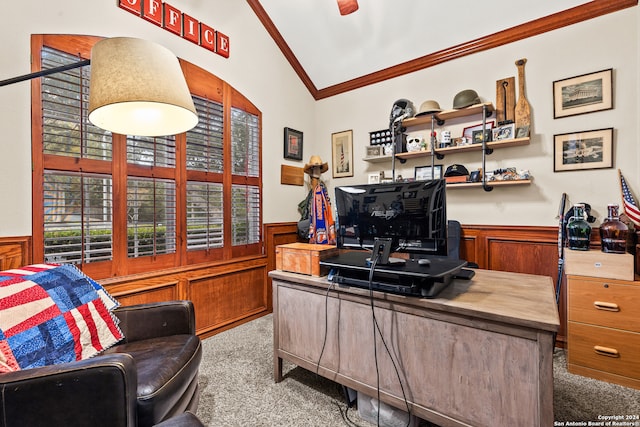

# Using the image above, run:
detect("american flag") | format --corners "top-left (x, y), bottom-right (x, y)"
top-left (620, 170), bottom-right (640, 227)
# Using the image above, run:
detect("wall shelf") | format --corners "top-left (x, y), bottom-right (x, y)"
top-left (395, 137), bottom-right (530, 161)
top-left (446, 179), bottom-right (532, 189)
top-left (402, 102), bottom-right (495, 128)
top-left (362, 155), bottom-right (393, 163)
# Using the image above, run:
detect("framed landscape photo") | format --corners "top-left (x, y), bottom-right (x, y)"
top-left (553, 128), bottom-right (613, 172)
top-left (331, 130), bottom-right (354, 178)
top-left (283, 127), bottom-right (303, 160)
top-left (553, 69), bottom-right (613, 119)
top-left (414, 164), bottom-right (443, 181)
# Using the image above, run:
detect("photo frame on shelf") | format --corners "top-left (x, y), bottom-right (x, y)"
top-left (492, 123), bottom-right (515, 141)
top-left (462, 120), bottom-right (495, 139)
top-left (515, 125), bottom-right (530, 139)
top-left (414, 164), bottom-right (443, 181)
top-left (331, 130), bottom-right (354, 178)
top-left (283, 127), bottom-right (303, 160)
top-left (553, 128), bottom-right (613, 172)
top-left (472, 129), bottom-right (492, 144)
top-left (469, 170), bottom-right (482, 182)
top-left (553, 68), bottom-right (613, 119)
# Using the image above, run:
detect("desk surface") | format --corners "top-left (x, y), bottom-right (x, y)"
top-left (269, 268), bottom-right (560, 333)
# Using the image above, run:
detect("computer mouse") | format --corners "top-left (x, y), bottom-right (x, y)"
top-left (417, 258), bottom-right (431, 266)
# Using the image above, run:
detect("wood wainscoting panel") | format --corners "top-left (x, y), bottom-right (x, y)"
top-left (100, 256), bottom-right (270, 339)
top-left (190, 264), bottom-right (268, 337)
top-left (0, 236), bottom-right (32, 270)
top-left (109, 281), bottom-right (180, 307)
top-left (264, 222), bottom-right (301, 308)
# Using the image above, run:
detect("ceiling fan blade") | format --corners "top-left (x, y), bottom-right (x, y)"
top-left (337, 0), bottom-right (359, 15)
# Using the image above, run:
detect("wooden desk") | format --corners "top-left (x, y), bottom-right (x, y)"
top-left (269, 269), bottom-right (559, 427)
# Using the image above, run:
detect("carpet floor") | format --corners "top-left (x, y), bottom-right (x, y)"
top-left (195, 314), bottom-right (640, 426)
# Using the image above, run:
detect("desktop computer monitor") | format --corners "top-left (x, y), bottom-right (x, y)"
top-left (334, 179), bottom-right (447, 258)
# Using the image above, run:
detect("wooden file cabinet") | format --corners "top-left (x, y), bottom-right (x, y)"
top-left (567, 274), bottom-right (640, 389)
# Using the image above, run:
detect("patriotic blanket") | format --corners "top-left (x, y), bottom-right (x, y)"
top-left (0, 264), bottom-right (123, 373)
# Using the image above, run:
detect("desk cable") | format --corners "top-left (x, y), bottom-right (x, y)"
top-left (367, 254), bottom-right (412, 427)
top-left (315, 279), bottom-right (336, 377)
top-left (316, 280), bottom-right (368, 427)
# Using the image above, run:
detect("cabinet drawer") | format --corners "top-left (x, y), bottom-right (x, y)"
top-left (568, 277), bottom-right (640, 332)
top-left (568, 322), bottom-right (640, 380)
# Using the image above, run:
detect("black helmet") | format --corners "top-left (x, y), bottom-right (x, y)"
top-left (389, 98), bottom-right (415, 125)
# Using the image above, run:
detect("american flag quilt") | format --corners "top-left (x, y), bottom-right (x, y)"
top-left (0, 264), bottom-right (123, 373)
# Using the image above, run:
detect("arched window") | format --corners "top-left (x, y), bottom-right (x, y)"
top-left (31, 35), bottom-right (262, 279)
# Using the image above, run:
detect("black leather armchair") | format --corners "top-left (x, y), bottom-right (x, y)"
top-left (0, 301), bottom-right (202, 427)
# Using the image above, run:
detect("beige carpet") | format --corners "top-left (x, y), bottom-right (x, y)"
top-left (195, 314), bottom-right (640, 426)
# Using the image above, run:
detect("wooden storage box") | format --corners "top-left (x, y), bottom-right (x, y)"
top-left (275, 243), bottom-right (339, 276)
top-left (564, 250), bottom-right (635, 281)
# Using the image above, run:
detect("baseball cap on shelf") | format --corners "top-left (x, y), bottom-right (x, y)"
top-left (444, 164), bottom-right (470, 177)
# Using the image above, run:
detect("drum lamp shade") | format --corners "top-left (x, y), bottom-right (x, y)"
top-left (88, 37), bottom-right (198, 137)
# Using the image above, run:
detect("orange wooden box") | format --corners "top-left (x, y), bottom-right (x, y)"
top-left (275, 243), bottom-right (339, 276)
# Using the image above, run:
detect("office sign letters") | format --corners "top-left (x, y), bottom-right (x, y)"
top-left (119, 0), bottom-right (230, 58)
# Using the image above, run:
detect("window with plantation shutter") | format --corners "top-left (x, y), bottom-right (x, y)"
top-left (43, 171), bottom-right (113, 264)
top-left (127, 135), bottom-right (176, 167)
top-left (186, 182), bottom-right (224, 250)
top-left (33, 35), bottom-right (262, 279)
top-left (231, 107), bottom-right (260, 177)
top-left (41, 47), bottom-right (112, 160)
top-left (232, 184), bottom-right (261, 245)
top-left (127, 177), bottom-right (177, 257)
top-left (231, 108), bottom-right (261, 246)
top-left (187, 96), bottom-right (223, 173)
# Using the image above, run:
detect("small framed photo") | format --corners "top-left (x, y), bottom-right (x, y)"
top-left (492, 123), bottom-right (515, 141)
top-left (283, 127), bottom-right (303, 160)
top-left (462, 121), bottom-right (495, 139)
top-left (368, 173), bottom-right (380, 184)
top-left (472, 129), bottom-right (492, 144)
top-left (414, 164), bottom-right (443, 181)
top-left (366, 146), bottom-right (382, 157)
top-left (331, 130), bottom-right (354, 178)
top-left (515, 125), bottom-right (530, 138)
top-left (553, 128), bottom-right (613, 172)
top-left (469, 170), bottom-right (482, 182)
top-left (553, 68), bottom-right (613, 119)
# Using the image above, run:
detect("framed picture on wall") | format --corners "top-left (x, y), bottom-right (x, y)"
top-left (553, 128), bottom-right (613, 172)
top-left (283, 127), bottom-right (303, 160)
top-left (331, 130), bottom-right (354, 178)
top-left (553, 69), bottom-right (613, 119)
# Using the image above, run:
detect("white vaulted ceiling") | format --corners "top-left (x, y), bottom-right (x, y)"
top-left (248, 0), bottom-right (628, 99)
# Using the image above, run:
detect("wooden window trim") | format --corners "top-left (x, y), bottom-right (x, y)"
top-left (31, 34), bottom-right (263, 279)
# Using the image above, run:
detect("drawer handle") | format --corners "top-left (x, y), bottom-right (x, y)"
top-left (593, 301), bottom-right (620, 312)
top-left (594, 346), bottom-right (620, 358)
